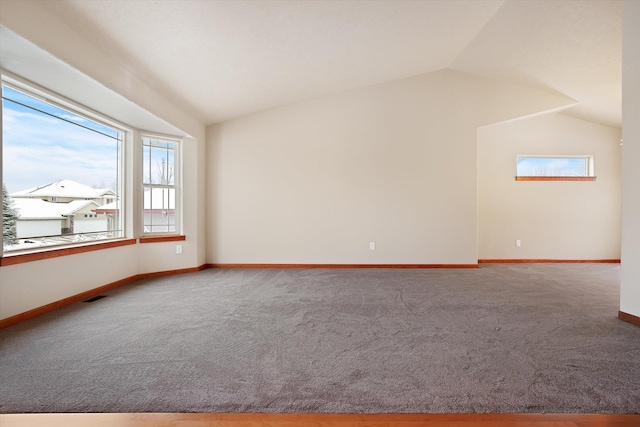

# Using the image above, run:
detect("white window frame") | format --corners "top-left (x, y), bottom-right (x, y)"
top-left (141, 134), bottom-right (181, 236)
top-left (1, 75), bottom-right (129, 255)
top-left (516, 155), bottom-right (595, 178)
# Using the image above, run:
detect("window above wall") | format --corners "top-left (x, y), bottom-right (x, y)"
top-left (0, 26), bottom-right (191, 264)
top-left (1, 76), bottom-right (187, 265)
top-left (2, 82), bottom-right (125, 254)
top-left (515, 155), bottom-right (596, 181)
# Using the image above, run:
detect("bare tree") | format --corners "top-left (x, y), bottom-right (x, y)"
top-left (156, 159), bottom-right (173, 185)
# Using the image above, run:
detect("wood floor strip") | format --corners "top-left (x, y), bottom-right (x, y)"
top-left (207, 263), bottom-right (479, 269)
top-left (478, 259), bottom-right (620, 264)
top-left (2, 413), bottom-right (640, 427)
top-left (619, 310), bottom-right (640, 327)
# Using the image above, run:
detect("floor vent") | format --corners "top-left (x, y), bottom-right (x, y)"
top-left (83, 295), bottom-right (107, 303)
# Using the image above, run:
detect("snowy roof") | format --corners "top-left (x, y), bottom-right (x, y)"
top-left (92, 200), bottom-right (120, 213)
top-left (11, 180), bottom-right (116, 199)
top-left (12, 198), bottom-right (99, 220)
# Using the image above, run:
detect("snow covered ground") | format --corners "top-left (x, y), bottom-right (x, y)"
top-left (3, 232), bottom-right (118, 252)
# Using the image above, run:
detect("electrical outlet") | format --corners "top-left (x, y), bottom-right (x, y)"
top-left (516, 240), bottom-right (521, 247)
top-left (176, 244), bottom-right (183, 254)
top-left (370, 242), bottom-right (376, 250)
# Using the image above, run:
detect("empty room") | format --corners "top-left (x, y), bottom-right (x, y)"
top-left (1, 0), bottom-right (639, 426)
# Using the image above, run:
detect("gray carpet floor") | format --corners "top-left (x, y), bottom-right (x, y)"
top-left (1, 264), bottom-right (639, 414)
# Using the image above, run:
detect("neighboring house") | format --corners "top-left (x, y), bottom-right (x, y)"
top-left (11, 179), bottom-right (117, 205)
top-left (11, 198), bottom-right (104, 238)
top-left (141, 187), bottom-right (176, 233)
top-left (93, 188), bottom-right (175, 233)
top-left (10, 180), bottom-right (116, 239)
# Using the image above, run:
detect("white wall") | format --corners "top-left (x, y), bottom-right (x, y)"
top-left (621, 0), bottom-right (640, 318)
top-left (0, 245), bottom-right (138, 320)
top-left (0, 2), bottom-right (206, 320)
top-left (207, 69), bottom-right (574, 265)
top-left (478, 113), bottom-right (621, 260)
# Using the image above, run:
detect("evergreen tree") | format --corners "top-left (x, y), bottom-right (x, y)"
top-left (2, 184), bottom-right (19, 246)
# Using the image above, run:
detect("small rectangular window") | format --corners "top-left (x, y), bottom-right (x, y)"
top-left (516, 155), bottom-right (595, 181)
top-left (142, 136), bottom-right (179, 234)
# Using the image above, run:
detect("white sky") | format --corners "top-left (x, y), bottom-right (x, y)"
top-left (2, 87), bottom-right (121, 194)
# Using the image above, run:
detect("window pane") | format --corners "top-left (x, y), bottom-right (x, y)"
top-left (2, 85), bottom-right (123, 252)
top-left (142, 136), bottom-right (177, 234)
top-left (516, 156), bottom-right (590, 177)
top-left (149, 146), bottom-right (174, 185)
top-left (143, 186), bottom-right (176, 233)
top-left (142, 138), bottom-right (175, 185)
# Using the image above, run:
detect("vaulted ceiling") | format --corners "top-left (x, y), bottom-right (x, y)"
top-left (37, 0), bottom-right (621, 127)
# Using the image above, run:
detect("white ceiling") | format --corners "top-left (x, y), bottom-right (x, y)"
top-left (37, 0), bottom-right (621, 128)
top-left (451, 0), bottom-right (621, 128)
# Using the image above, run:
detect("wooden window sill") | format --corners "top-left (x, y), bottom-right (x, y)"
top-left (515, 176), bottom-right (596, 181)
top-left (0, 238), bottom-right (137, 267)
top-left (139, 235), bottom-right (186, 244)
